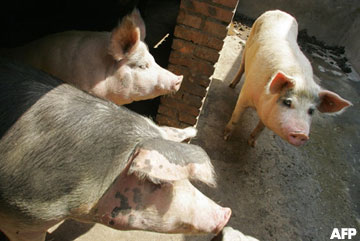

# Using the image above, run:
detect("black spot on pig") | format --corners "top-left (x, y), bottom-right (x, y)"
top-left (112, 192), bottom-right (131, 216)
top-left (109, 220), bottom-right (115, 225)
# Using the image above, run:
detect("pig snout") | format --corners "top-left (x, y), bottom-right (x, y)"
top-left (156, 64), bottom-right (183, 93)
top-left (213, 207), bottom-right (232, 234)
top-left (160, 74), bottom-right (182, 93)
top-left (172, 75), bottom-right (183, 92)
top-left (288, 132), bottom-right (309, 146)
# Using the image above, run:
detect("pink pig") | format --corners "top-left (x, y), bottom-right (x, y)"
top-left (224, 10), bottom-right (352, 147)
top-left (4, 9), bottom-right (182, 105)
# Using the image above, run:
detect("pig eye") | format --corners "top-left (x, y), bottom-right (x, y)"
top-left (139, 63), bottom-right (149, 69)
top-left (283, 99), bottom-right (292, 107)
top-left (308, 108), bottom-right (315, 115)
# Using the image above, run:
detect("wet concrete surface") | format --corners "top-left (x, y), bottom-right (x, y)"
top-left (1, 16), bottom-right (359, 241)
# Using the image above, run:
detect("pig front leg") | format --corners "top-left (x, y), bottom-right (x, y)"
top-left (247, 121), bottom-right (265, 147)
top-left (224, 93), bottom-right (248, 141)
top-left (229, 52), bottom-right (245, 89)
top-left (159, 126), bottom-right (197, 142)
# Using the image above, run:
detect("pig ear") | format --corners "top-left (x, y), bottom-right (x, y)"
top-left (109, 9), bottom-right (144, 60)
top-left (130, 8), bottom-right (146, 41)
top-left (128, 139), bottom-right (216, 187)
top-left (268, 71), bottom-right (295, 94)
top-left (317, 90), bottom-right (352, 113)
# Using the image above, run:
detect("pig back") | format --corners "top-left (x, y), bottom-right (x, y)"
top-left (244, 10), bottom-right (313, 90)
top-left (0, 58), bottom-right (161, 222)
top-left (3, 31), bottom-right (111, 90)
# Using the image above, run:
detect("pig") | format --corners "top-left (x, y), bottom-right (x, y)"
top-left (224, 10), bottom-right (352, 147)
top-left (0, 58), bottom-right (231, 241)
top-left (1, 9), bottom-right (182, 105)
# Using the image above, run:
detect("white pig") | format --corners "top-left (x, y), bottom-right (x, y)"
top-left (224, 10), bottom-right (352, 147)
top-left (2, 9), bottom-right (182, 105)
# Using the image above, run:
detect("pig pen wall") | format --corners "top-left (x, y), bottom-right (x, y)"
top-left (236, 0), bottom-right (360, 73)
top-left (156, 0), bottom-right (239, 128)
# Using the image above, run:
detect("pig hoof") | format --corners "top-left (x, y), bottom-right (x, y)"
top-left (247, 138), bottom-right (256, 147)
top-left (224, 131), bottom-right (231, 141)
top-left (228, 83), bottom-right (236, 89)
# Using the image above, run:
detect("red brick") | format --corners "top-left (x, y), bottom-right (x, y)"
top-left (177, 9), bottom-right (203, 29)
top-left (157, 105), bottom-right (178, 119)
top-left (171, 89), bottom-right (185, 100)
top-left (183, 92), bottom-right (203, 108)
top-left (168, 64), bottom-right (190, 78)
top-left (160, 96), bottom-right (200, 117)
top-left (212, 0), bottom-right (239, 8)
top-left (189, 59), bottom-right (215, 76)
top-left (194, 45), bottom-right (220, 63)
top-left (169, 51), bottom-right (215, 76)
top-left (169, 51), bottom-right (191, 67)
top-left (172, 39), bottom-right (196, 55)
top-left (156, 114), bottom-right (180, 127)
top-left (195, 75), bottom-right (212, 87)
top-left (181, 0), bottom-right (234, 23)
top-left (181, 123), bottom-right (193, 129)
top-left (179, 112), bottom-right (198, 125)
top-left (203, 20), bottom-right (228, 39)
top-left (174, 25), bottom-right (224, 50)
top-left (181, 80), bottom-right (207, 97)
top-left (171, 90), bottom-right (203, 109)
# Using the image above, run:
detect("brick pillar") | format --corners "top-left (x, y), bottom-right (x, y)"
top-left (156, 0), bottom-right (239, 128)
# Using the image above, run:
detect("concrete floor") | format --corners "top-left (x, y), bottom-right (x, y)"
top-left (1, 26), bottom-right (359, 241)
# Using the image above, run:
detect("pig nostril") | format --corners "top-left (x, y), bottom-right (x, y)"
top-left (289, 132), bottom-right (309, 146)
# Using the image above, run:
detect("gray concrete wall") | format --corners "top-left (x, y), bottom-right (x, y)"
top-left (341, 14), bottom-right (360, 73)
top-left (236, 0), bottom-right (360, 72)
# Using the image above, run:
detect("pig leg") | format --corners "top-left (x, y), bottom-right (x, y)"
top-left (224, 93), bottom-right (248, 140)
top-left (229, 51), bottom-right (245, 89)
top-left (159, 126), bottom-right (197, 142)
top-left (247, 121), bottom-right (265, 147)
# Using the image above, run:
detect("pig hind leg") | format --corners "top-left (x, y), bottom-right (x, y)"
top-left (224, 92), bottom-right (248, 140)
top-left (247, 120), bottom-right (265, 147)
top-left (159, 126), bottom-right (197, 142)
top-left (229, 50), bottom-right (245, 88)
